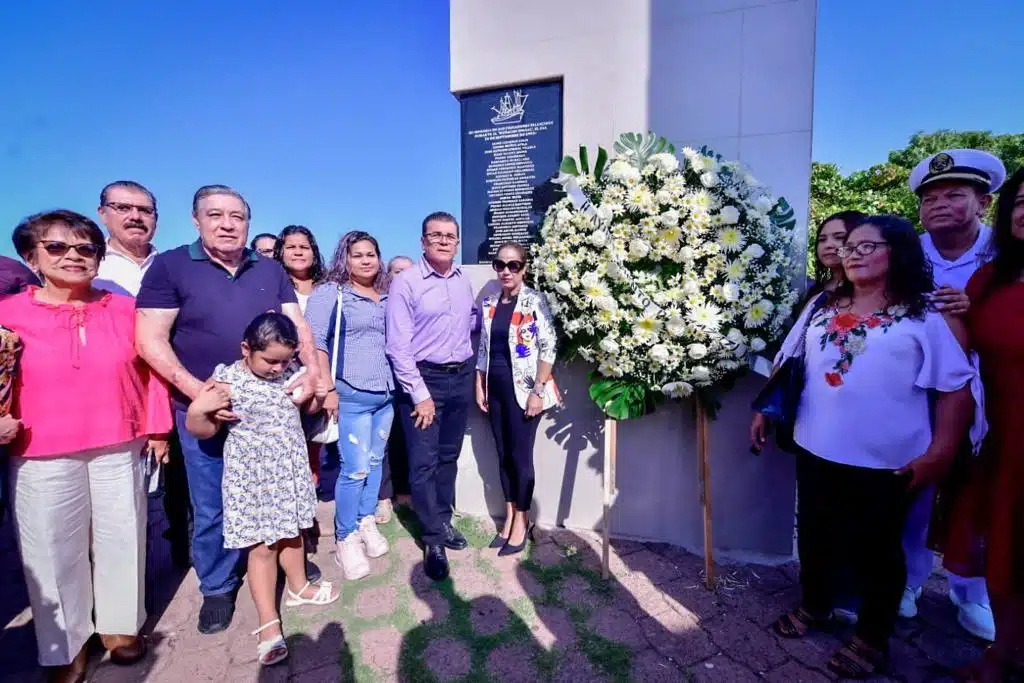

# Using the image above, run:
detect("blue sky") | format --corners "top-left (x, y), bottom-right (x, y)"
top-left (0, 1), bottom-right (1020, 260)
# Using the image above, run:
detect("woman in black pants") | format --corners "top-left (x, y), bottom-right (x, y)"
top-left (474, 242), bottom-right (559, 555)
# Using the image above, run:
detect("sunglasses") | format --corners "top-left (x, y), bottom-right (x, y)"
top-left (492, 259), bottom-right (524, 274)
top-left (40, 241), bottom-right (101, 259)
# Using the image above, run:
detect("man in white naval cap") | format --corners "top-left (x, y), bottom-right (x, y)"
top-left (900, 147), bottom-right (1006, 641)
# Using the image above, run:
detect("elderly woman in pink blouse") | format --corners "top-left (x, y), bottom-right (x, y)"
top-left (0, 210), bottom-right (171, 683)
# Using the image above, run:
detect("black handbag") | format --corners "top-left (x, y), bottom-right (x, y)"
top-left (751, 293), bottom-right (827, 450)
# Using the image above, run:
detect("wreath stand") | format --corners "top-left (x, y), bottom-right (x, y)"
top-left (600, 396), bottom-right (716, 589)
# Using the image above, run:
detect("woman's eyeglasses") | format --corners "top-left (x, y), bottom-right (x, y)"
top-left (492, 259), bottom-right (524, 274)
top-left (40, 241), bottom-right (101, 259)
top-left (837, 241), bottom-right (888, 258)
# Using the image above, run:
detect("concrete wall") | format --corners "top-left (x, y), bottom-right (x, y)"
top-left (450, 0), bottom-right (817, 561)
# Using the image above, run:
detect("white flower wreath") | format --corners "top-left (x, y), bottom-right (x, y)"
top-left (532, 132), bottom-right (799, 419)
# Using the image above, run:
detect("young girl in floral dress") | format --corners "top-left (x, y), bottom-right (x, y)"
top-left (186, 312), bottom-right (339, 667)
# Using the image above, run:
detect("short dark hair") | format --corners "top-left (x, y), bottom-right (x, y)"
top-left (243, 312), bottom-right (299, 352)
top-left (832, 215), bottom-right (934, 318)
top-left (100, 180), bottom-right (157, 211)
top-left (250, 233), bottom-right (278, 250)
top-left (421, 211), bottom-right (459, 237)
top-left (13, 210), bottom-right (106, 262)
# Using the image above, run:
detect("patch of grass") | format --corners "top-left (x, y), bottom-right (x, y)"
top-left (534, 648), bottom-right (561, 681)
top-left (454, 514), bottom-right (495, 549)
top-left (575, 624), bottom-right (633, 683)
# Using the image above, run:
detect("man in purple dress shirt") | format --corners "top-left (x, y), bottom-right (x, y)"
top-left (386, 211), bottom-right (478, 581)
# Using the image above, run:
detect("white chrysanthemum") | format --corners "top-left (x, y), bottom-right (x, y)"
top-left (725, 260), bottom-right (745, 280)
top-left (649, 152), bottom-right (680, 174)
top-left (718, 227), bottom-right (745, 253)
top-left (628, 238), bottom-right (651, 260)
top-left (599, 337), bottom-right (620, 355)
top-left (691, 366), bottom-right (711, 382)
top-left (744, 301), bottom-right (770, 327)
top-left (743, 243), bottom-right (765, 260)
top-left (633, 311), bottom-right (662, 339)
top-left (688, 303), bottom-right (722, 330)
top-left (595, 204), bottom-right (614, 224)
top-left (666, 315), bottom-right (686, 337)
top-left (595, 295), bottom-right (618, 312)
top-left (598, 360), bottom-right (624, 377)
top-left (700, 172), bottom-right (718, 188)
top-left (687, 343), bottom-right (708, 360)
top-left (554, 280), bottom-right (571, 296)
top-left (721, 282), bottom-right (740, 302)
top-left (649, 344), bottom-right (671, 363)
top-left (607, 159), bottom-right (641, 184)
top-left (661, 381), bottom-right (693, 398)
top-left (677, 246), bottom-right (696, 262)
top-left (626, 186), bottom-right (656, 214)
top-left (590, 230), bottom-right (609, 248)
top-left (719, 205), bottom-right (740, 225)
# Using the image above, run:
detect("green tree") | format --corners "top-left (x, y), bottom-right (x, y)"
top-left (808, 130), bottom-right (1024, 273)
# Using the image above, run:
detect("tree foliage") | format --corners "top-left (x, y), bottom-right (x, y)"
top-left (808, 130), bottom-right (1024, 273)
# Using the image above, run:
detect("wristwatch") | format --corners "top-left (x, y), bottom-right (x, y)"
top-left (530, 384), bottom-right (546, 397)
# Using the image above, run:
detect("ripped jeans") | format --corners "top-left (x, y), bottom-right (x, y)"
top-left (333, 380), bottom-right (395, 540)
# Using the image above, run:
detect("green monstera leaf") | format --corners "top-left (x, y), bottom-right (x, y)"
top-left (614, 132), bottom-right (676, 168)
top-left (588, 375), bottom-right (662, 420)
top-left (769, 197), bottom-right (797, 233)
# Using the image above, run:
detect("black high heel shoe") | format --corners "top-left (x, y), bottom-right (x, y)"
top-left (498, 524), bottom-right (535, 557)
top-left (489, 533), bottom-right (508, 549)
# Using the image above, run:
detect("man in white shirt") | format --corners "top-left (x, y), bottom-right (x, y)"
top-left (901, 148), bottom-right (1007, 641)
top-left (96, 180), bottom-right (159, 296)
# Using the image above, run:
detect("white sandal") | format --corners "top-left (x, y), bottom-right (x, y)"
top-left (285, 580), bottom-right (340, 607)
top-left (252, 619), bottom-right (288, 666)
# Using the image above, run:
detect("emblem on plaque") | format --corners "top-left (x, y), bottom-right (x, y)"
top-left (490, 90), bottom-right (528, 125)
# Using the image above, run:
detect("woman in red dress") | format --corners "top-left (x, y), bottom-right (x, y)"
top-left (959, 165), bottom-right (1024, 682)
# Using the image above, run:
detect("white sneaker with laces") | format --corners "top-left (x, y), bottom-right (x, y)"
top-left (898, 585), bottom-right (922, 618)
top-left (359, 516), bottom-right (390, 558)
top-left (336, 532), bottom-right (370, 580)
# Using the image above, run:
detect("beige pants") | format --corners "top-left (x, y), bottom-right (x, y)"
top-left (10, 438), bottom-right (148, 666)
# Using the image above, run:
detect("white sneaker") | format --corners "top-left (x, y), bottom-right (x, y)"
top-left (899, 586), bottom-right (922, 618)
top-left (336, 532), bottom-right (370, 580)
top-left (955, 600), bottom-right (996, 642)
top-left (359, 516), bottom-right (390, 558)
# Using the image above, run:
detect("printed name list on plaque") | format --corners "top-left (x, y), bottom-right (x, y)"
top-left (459, 81), bottom-right (563, 264)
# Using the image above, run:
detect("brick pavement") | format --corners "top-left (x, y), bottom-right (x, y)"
top-left (0, 496), bottom-right (987, 682)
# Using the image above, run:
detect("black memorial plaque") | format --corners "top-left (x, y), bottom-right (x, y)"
top-left (459, 81), bottom-right (563, 264)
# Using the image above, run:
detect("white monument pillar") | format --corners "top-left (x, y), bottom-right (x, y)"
top-left (450, 0), bottom-right (817, 562)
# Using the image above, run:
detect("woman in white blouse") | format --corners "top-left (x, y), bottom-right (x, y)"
top-left (753, 215), bottom-right (975, 679)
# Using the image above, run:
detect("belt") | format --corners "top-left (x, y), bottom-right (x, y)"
top-left (418, 359), bottom-right (472, 374)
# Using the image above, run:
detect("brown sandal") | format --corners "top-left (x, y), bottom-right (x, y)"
top-left (827, 638), bottom-right (888, 679)
top-left (772, 607), bottom-right (833, 638)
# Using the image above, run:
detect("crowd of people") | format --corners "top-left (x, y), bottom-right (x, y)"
top-left (0, 144), bottom-right (1021, 683)
top-left (751, 148), bottom-right (1024, 682)
top-left (0, 184), bottom-right (559, 681)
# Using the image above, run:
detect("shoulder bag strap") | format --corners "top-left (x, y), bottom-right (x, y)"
top-left (330, 285), bottom-right (343, 379)
top-left (793, 292), bottom-right (828, 358)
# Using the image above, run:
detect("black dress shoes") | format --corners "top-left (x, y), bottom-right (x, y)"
top-left (424, 544), bottom-right (450, 581)
top-left (488, 534), bottom-right (508, 549)
top-left (498, 524), bottom-right (535, 557)
top-left (443, 523), bottom-right (468, 551)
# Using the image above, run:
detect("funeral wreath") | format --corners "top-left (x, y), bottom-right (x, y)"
top-left (532, 132), bottom-right (800, 420)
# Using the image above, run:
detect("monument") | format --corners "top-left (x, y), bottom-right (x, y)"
top-left (459, 81), bottom-right (563, 263)
top-left (449, 0), bottom-right (818, 563)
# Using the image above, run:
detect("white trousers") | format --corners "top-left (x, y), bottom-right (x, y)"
top-left (10, 438), bottom-right (148, 666)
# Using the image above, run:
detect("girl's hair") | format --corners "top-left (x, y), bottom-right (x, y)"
top-left (810, 210), bottom-right (866, 292)
top-left (243, 312), bottom-right (299, 351)
top-left (831, 215), bottom-right (934, 318)
top-left (983, 165), bottom-right (1024, 294)
top-left (274, 225), bottom-right (326, 283)
top-left (325, 230), bottom-right (388, 293)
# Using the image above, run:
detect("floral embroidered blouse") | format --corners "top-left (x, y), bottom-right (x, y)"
top-left (476, 286), bottom-right (560, 410)
top-left (781, 303), bottom-right (975, 470)
top-left (0, 288), bottom-right (172, 458)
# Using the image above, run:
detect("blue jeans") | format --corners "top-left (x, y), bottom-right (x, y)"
top-left (333, 381), bottom-right (394, 540)
top-left (399, 361), bottom-right (474, 546)
top-left (175, 410), bottom-right (243, 597)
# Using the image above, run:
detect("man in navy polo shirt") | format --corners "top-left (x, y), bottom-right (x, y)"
top-left (136, 185), bottom-right (322, 634)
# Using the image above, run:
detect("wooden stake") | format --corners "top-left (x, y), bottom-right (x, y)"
top-left (696, 393), bottom-right (716, 589)
top-left (601, 416), bottom-right (618, 580)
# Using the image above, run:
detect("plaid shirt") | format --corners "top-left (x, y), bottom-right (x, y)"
top-left (305, 282), bottom-right (394, 393)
